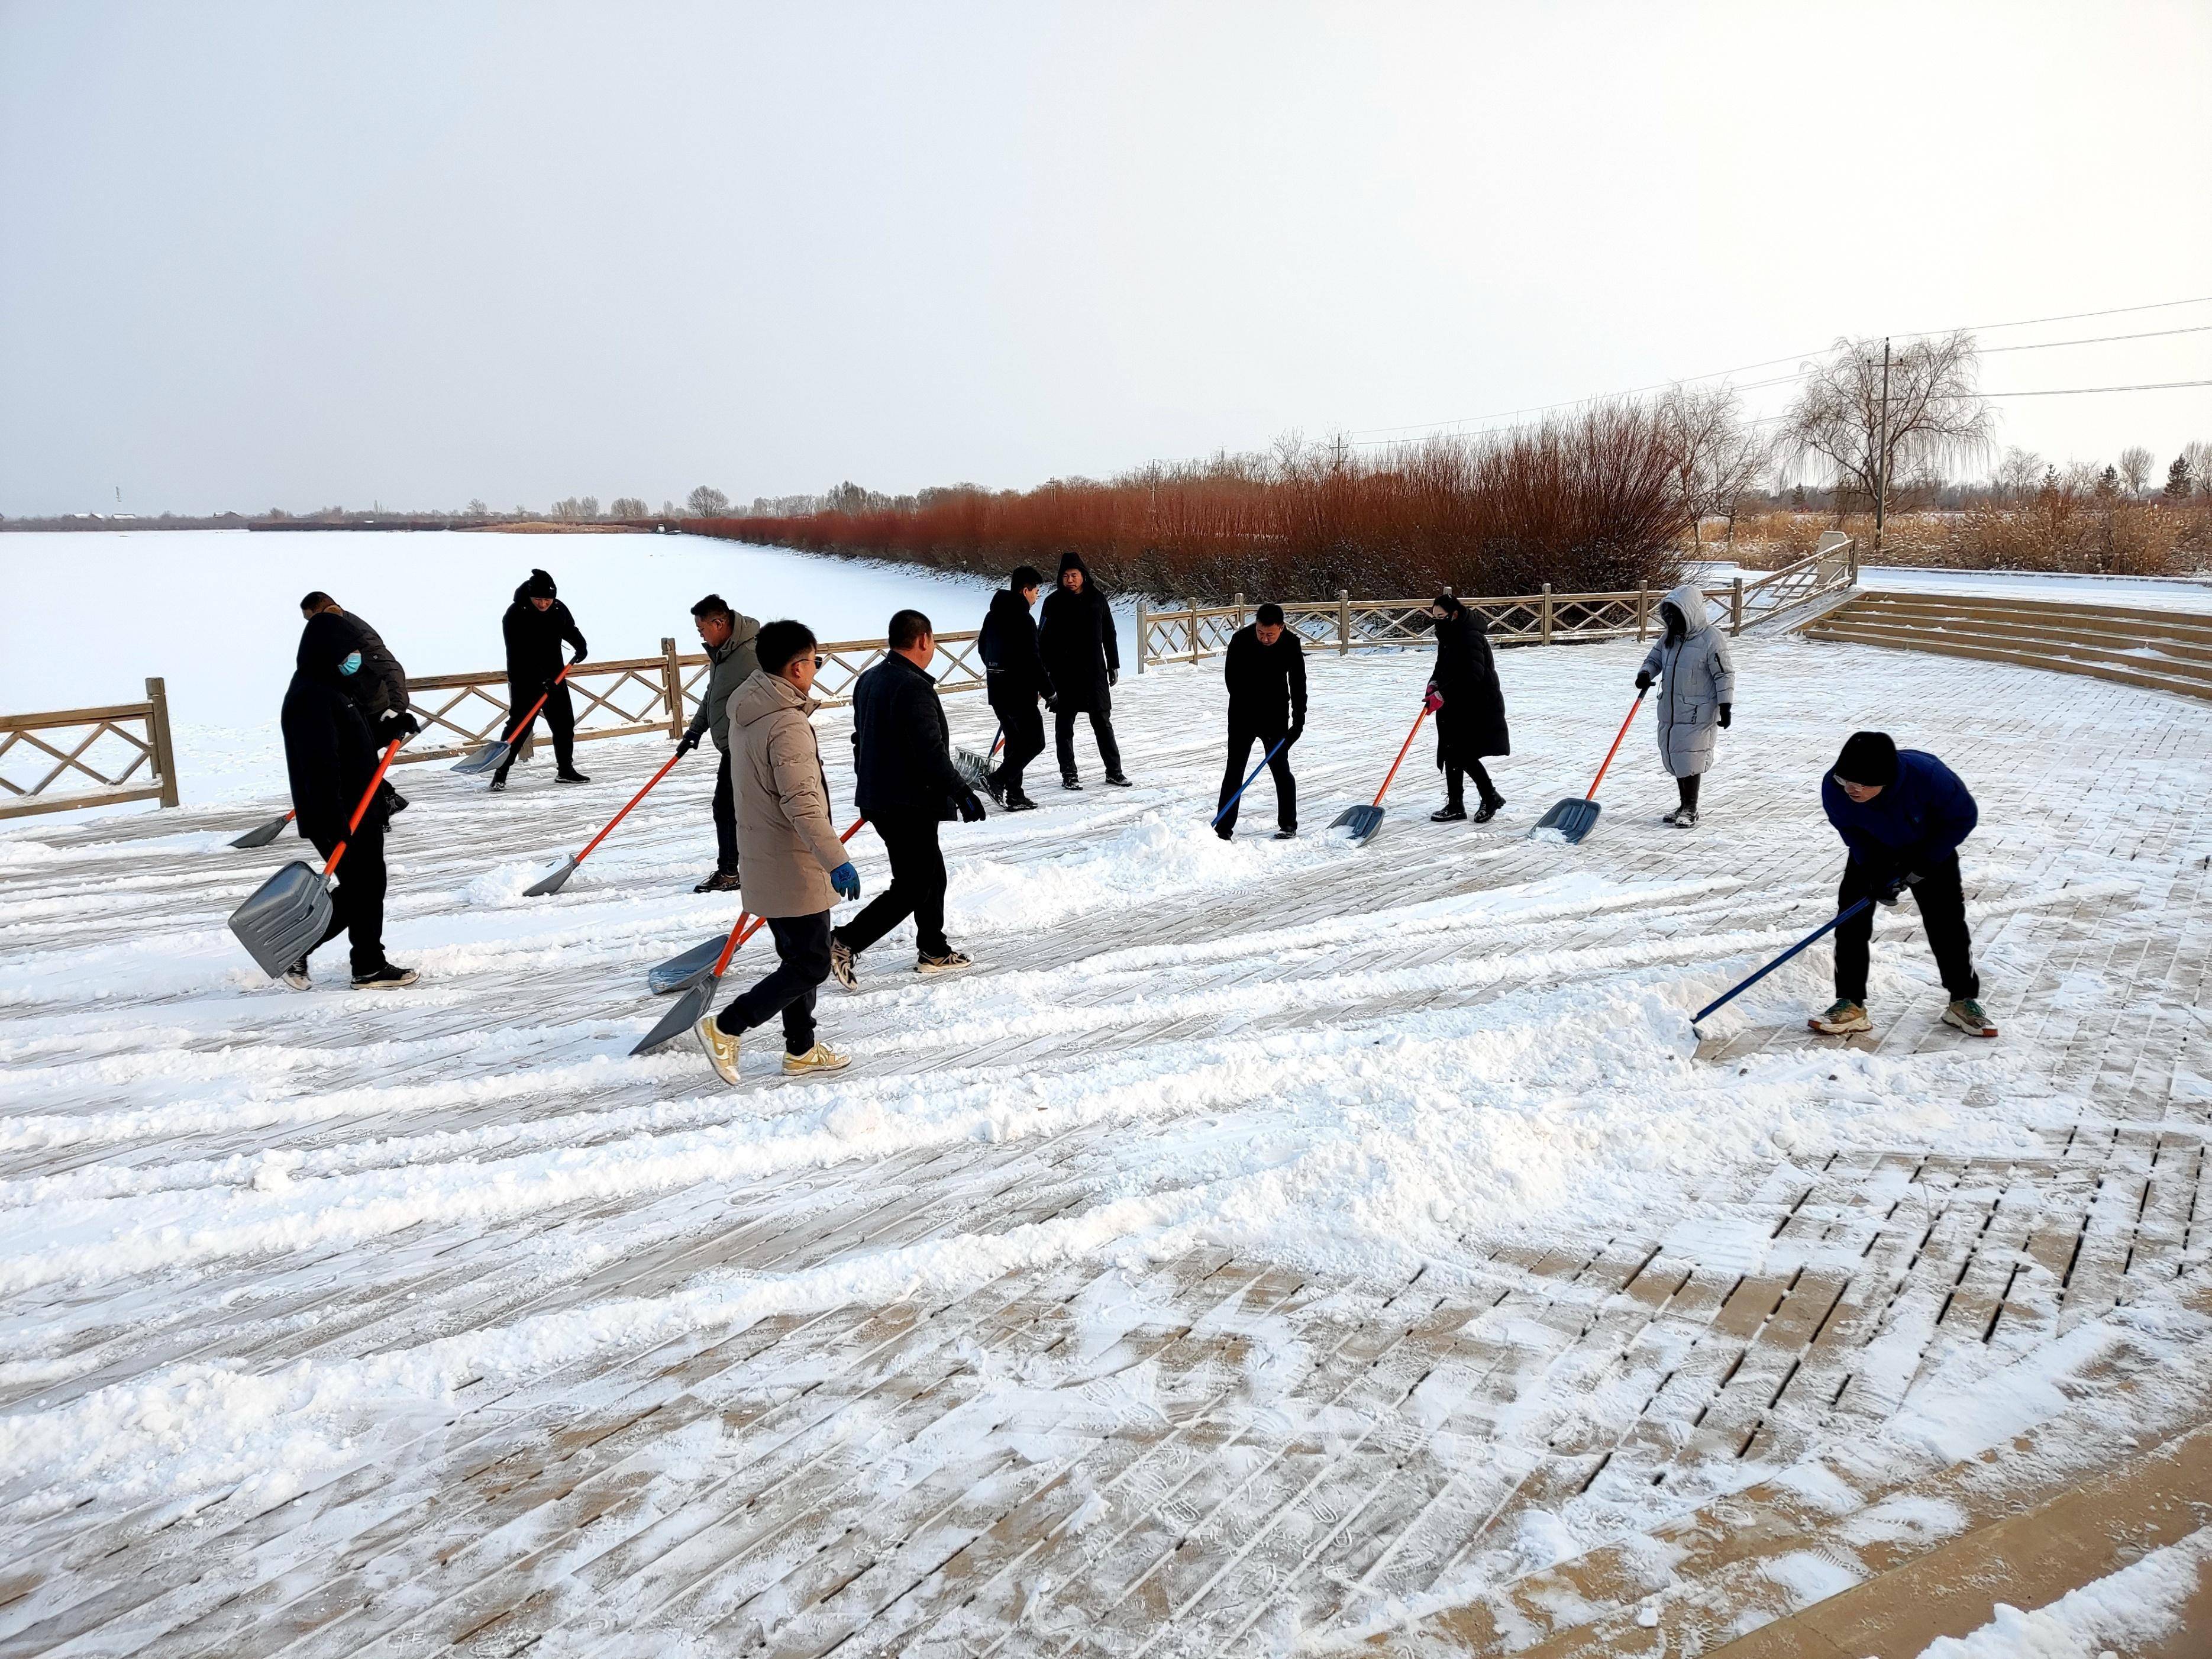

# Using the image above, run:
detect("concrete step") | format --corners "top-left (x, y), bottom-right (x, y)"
top-left (1806, 622), bottom-right (2212, 703)
top-left (1851, 590), bottom-right (2212, 643)
top-left (1808, 617), bottom-right (2212, 691)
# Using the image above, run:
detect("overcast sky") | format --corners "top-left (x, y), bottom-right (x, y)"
top-left (2, 0), bottom-right (2207, 517)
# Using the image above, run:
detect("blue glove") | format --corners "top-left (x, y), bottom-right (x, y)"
top-left (957, 790), bottom-right (986, 824)
top-left (829, 861), bottom-right (861, 901)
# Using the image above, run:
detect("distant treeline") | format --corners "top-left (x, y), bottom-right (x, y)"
top-left (691, 405), bottom-right (1697, 602)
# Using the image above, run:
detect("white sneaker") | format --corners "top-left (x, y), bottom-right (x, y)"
top-left (693, 1014), bottom-right (742, 1085)
top-left (828, 937), bottom-right (857, 993)
top-left (916, 950), bottom-right (974, 976)
top-left (280, 960), bottom-right (312, 992)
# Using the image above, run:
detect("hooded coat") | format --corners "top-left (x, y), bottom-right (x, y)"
top-left (282, 612), bottom-right (390, 848)
top-left (684, 610), bottom-right (763, 753)
top-left (1425, 605), bottom-right (1510, 764)
top-left (320, 610), bottom-right (409, 722)
top-left (1638, 583), bottom-right (1736, 778)
top-left (1036, 554), bottom-right (1119, 712)
top-left (727, 668), bottom-right (849, 919)
top-left (978, 587), bottom-right (1048, 703)
top-left (501, 577), bottom-right (588, 693)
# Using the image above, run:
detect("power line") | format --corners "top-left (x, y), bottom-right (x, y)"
top-left (1981, 378), bottom-right (2212, 397)
top-left (1346, 294), bottom-right (2212, 446)
top-left (1981, 323), bottom-right (2212, 354)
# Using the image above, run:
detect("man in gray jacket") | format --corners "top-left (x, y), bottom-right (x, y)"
top-left (677, 593), bottom-right (761, 891)
top-left (693, 619), bottom-right (863, 1086)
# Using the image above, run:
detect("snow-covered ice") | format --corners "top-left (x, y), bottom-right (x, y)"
top-left (2, 563), bottom-right (2210, 1654)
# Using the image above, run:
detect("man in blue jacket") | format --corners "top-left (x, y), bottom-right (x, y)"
top-left (1811, 730), bottom-right (1995, 1038)
top-left (830, 609), bottom-right (988, 990)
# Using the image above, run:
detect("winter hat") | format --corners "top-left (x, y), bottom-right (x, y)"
top-left (1432, 592), bottom-right (1462, 615)
top-left (1057, 551), bottom-right (1089, 579)
top-left (1834, 731), bottom-right (1899, 787)
top-left (523, 568), bottom-right (558, 599)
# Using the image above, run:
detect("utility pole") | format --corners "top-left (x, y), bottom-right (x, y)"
top-left (1874, 337), bottom-right (1891, 557)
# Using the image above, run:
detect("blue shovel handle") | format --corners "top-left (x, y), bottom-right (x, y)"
top-left (1211, 735), bottom-right (1291, 829)
top-left (1691, 898), bottom-right (1874, 1029)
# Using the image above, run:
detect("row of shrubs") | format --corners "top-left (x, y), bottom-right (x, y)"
top-left (690, 405), bottom-right (1692, 602)
top-left (1725, 493), bottom-right (2212, 577)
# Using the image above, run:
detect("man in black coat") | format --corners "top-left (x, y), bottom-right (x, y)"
top-left (279, 612), bottom-right (416, 989)
top-left (299, 591), bottom-right (418, 815)
top-left (1422, 593), bottom-right (1510, 822)
top-left (493, 567), bottom-right (589, 791)
top-left (1215, 602), bottom-right (1306, 839)
top-left (1036, 551), bottom-right (1129, 789)
top-left (831, 609), bottom-right (988, 988)
top-left (978, 564), bottom-right (1048, 811)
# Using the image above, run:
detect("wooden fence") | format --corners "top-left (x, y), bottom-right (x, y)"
top-left (1136, 536), bottom-right (1856, 670)
top-left (394, 630), bottom-right (986, 767)
top-left (0, 678), bottom-right (179, 821)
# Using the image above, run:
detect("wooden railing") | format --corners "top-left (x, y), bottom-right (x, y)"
top-left (394, 630), bottom-right (985, 766)
top-left (1136, 538), bottom-right (1855, 669)
top-left (0, 678), bottom-right (179, 821)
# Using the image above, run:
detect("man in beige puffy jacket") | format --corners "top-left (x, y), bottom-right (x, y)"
top-left (693, 619), bottom-right (863, 1085)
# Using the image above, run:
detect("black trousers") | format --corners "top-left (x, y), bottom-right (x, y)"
top-left (715, 910), bottom-right (831, 1054)
top-left (1055, 701), bottom-right (1122, 781)
top-left (1444, 759), bottom-right (1497, 808)
top-left (1216, 721), bottom-right (1296, 833)
top-left (308, 819), bottom-right (387, 975)
top-left (498, 680), bottom-right (576, 774)
top-left (989, 688), bottom-right (1046, 798)
top-left (711, 747), bottom-right (739, 873)
top-left (1834, 853), bottom-right (1980, 1003)
top-left (835, 814), bottom-right (950, 960)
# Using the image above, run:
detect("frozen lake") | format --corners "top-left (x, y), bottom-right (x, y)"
top-left (0, 530), bottom-right (1134, 809)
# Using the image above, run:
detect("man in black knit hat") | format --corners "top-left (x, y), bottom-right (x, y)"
top-left (493, 567), bottom-right (589, 791)
top-left (1811, 730), bottom-right (1995, 1039)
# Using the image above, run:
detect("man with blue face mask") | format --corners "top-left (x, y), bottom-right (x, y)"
top-left (301, 592), bottom-right (416, 816)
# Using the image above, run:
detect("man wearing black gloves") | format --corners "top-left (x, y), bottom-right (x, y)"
top-left (1038, 551), bottom-right (1129, 789)
top-left (299, 591), bottom-right (416, 815)
top-left (493, 567), bottom-right (589, 791)
top-left (1215, 602), bottom-right (1306, 840)
top-left (831, 608), bottom-right (987, 989)
top-left (279, 611), bottom-right (416, 990)
top-left (1811, 730), bottom-right (1995, 1040)
top-left (677, 592), bottom-right (762, 890)
top-left (978, 565), bottom-right (1048, 811)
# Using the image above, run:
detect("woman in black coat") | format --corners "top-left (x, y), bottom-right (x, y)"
top-left (1035, 551), bottom-right (1128, 787)
top-left (1423, 593), bottom-right (1510, 821)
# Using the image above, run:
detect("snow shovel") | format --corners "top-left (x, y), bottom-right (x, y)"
top-left (1210, 735), bottom-right (1291, 830)
top-left (1331, 693), bottom-right (1436, 845)
top-left (1531, 687), bottom-right (1646, 845)
top-left (954, 725), bottom-right (1004, 794)
top-left (454, 663), bottom-right (573, 774)
top-left (633, 908), bottom-right (764, 1054)
top-left (230, 808), bottom-right (295, 849)
top-left (645, 816), bottom-right (867, 995)
top-left (525, 743), bottom-right (691, 896)
top-left (227, 739), bottom-right (403, 978)
top-left (1690, 898), bottom-right (1874, 1035)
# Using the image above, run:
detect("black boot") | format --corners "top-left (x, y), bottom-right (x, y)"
top-left (1472, 793), bottom-right (1504, 824)
top-left (1430, 801), bottom-right (1466, 822)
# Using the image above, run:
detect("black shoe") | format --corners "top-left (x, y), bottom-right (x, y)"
top-left (1004, 793), bottom-right (1039, 812)
top-left (694, 870), bottom-right (741, 893)
top-left (1103, 773), bottom-right (1133, 787)
top-left (351, 962), bottom-right (419, 989)
top-left (1215, 825), bottom-right (1233, 841)
top-left (1274, 827), bottom-right (1297, 840)
top-left (1430, 803), bottom-right (1466, 822)
top-left (489, 775), bottom-right (509, 793)
top-left (381, 784), bottom-right (409, 815)
top-left (1472, 796), bottom-right (1504, 824)
top-left (556, 769), bottom-right (590, 785)
top-left (1062, 777), bottom-right (1083, 791)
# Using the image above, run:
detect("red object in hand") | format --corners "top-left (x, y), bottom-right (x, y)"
top-left (1423, 688), bottom-right (1444, 712)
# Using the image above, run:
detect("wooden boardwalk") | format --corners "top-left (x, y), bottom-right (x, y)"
top-left (1, 631), bottom-right (2208, 1655)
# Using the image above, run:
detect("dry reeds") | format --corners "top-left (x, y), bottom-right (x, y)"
top-left (1726, 493), bottom-right (2212, 577)
top-left (692, 404), bottom-right (1693, 601)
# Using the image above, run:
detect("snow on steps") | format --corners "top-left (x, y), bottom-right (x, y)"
top-left (1801, 589), bottom-right (2212, 704)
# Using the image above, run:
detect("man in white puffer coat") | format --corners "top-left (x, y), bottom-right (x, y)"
top-left (1635, 582), bottom-right (1735, 828)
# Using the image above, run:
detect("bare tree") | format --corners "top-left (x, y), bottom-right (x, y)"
top-left (1782, 331), bottom-right (1993, 549)
top-left (2117, 446), bottom-right (2155, 496)
top-left (2181, 441), bottom-right (2212, 500)
top-left (609, 495), bottom-right (649, 518)
top-left (1994, 446), bottom-right (2042, 500)
top-left (464, 498), bottom-right (489, 517)
top-left (686, 485), bottom-right (730, 517)
top-left (550, 495), bottom-right (600, 521)
top-left (1661, 385), bottom-right (1772, 548)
